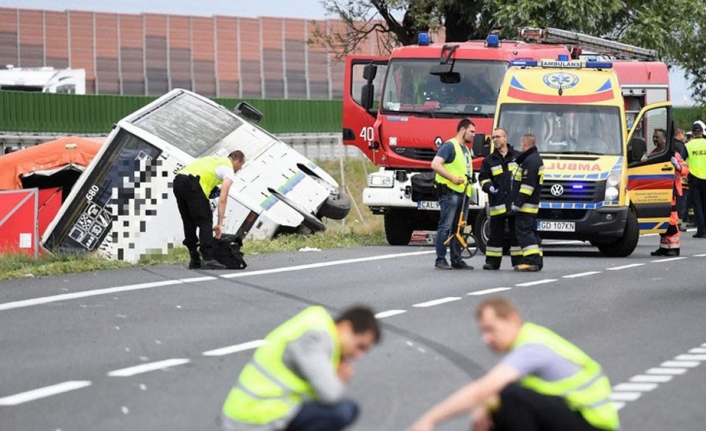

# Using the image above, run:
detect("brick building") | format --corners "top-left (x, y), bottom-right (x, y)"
top-left (0, 7), bottom-right (383, 98)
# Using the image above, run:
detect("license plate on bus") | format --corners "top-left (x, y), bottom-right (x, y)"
top-left (537, 221), bottom-right (575, 232)
top-left (417, 201), bottom-right (440, 210)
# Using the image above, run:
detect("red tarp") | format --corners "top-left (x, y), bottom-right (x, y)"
top-left (0, 189), bottom-right (38, 257)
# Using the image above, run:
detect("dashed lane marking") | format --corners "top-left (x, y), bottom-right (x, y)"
top-left (646, 368), bottom-right (687, 375)
top-left (651, 257), bottom-right (687, 263)
top-left (375, 310), bottom-right (407, 319)
top-left (202, 340), bottom-right (266, 356)
top-left (607, 263), bottom-right (645, 271)
top-left (610, 392), bottom-right (642, 401)
top-left (107, 359), bottom-right (190, 377)
top-left (630, 375), bottom-right (673, 383)
top-left (467, 287), bottom-right (512, 296)
top-left (660, 360), bottom-right (700, 368)
top-left (0, 381), bottom-right (91, 406)
top-left (562, 271), bottom-right (601, 278)
top-left (413, 297), bottom-right (462, 308)
top-left (515, 279), bottom-right (557, 287)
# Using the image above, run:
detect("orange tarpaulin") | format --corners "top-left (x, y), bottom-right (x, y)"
top-left (0, 136), bottom-right (102, 190)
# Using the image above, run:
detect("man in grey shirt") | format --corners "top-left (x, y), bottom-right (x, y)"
top-left (221, 305), bottom-right (381, 431)
top-left (409, 297), bottom-right (619, 431)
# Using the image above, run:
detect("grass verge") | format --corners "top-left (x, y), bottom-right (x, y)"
top-left (0, 157), bottom-right (387, 282)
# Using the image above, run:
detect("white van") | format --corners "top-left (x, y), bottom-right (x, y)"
top-left (42, 89), bottom-right (350, 263)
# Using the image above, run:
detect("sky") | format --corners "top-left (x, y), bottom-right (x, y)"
top-left (0, 0), bottom-right (696, 105)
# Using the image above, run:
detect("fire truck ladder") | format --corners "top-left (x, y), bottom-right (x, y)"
top-left (518, 27), bottom-right (658, 61)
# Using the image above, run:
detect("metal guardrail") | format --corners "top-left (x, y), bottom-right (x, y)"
top-left (1, 131), bottom-right (364, 160)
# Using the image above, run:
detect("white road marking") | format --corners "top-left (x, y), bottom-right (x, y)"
top-left (1, 251), bottom-right (434, 312)
top-left (612, 402), bottom-right (626, 411)
top-left (660, 360), bottom-right (700, 368)
top-left (651, 257), bottom-right (687, 263)
top-left (375, 310), bottom-right (407, 319)
top-left (562, 271), bottom-right (601, 278)
top-left (675, 354), bottom-right (706, 361)
top-left (0, 381), bottom-right (91, 406)
top-left (413, 297), bottom-right (462, 308)
top-left (467, 288), bottom-right (512, 296)
top-left (0, 277), bottom-right (216, 312)
top-left (108, 359), bottom-right (190, 377)
top-left (694, 254), bottom-right (706, 257)
top-left (607, 263), bottom-right (645, 271)
top-left (609, 392), bottom-right (642, 401)
top-left (613, 383), bottom-right (658, 392)
top-left (221, 250), bottom-right (435, 279)
top-left (689, 348), bottom-right (706, 354)
top-left (646, 367), bottom-right (687, 375)
top-left (630, 375), bottom-right (673, 383)
top-left (203, 340), bottom-right (266, 356)
top-left (515, 279), bottom-right (557, 287)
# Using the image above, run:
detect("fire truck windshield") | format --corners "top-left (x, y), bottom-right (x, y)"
top-left (381, 59), bottom-right (506, 117)
top-left (497, 104), bottom-right (622, 156)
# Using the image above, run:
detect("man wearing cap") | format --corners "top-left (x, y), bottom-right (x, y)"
top-left (684, 121), bottom-right (706, 238)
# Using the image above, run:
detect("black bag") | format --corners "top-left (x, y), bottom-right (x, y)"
top-left (213, 234), bottom-right (247, 270)
top-left (411, 171), bottom-right (438, 202)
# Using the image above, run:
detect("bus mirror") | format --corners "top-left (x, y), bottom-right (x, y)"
top-left (363, 64), bottom-right (377, 81)
top-left (361, 83), bottom-right (374, 110)
top-left (234, 101), bottom-right (263, 124)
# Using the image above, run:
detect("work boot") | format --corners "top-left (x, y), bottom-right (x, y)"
top-left (483, 264), bottom-right (500, 270)
top-left (451, 261), bottom-right (474, 270)
top-left (188, 249), bottom-right (201, 269)
top-left (651, 248), bottom-right (679, 257)
top-left (514, 264), bottom-right (540, 272)
top-left (201, 259), bottom-right (226, 270)
top-left (435, 260), bottom-right (452, 270)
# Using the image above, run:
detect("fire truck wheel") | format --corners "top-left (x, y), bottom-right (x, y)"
top-left (384, 209), bottom-right (413, 245)
top-left (269, 189), bottom-right (327, 233)
top-left (474, 211), bottom-right (489, 254)
top-left (597, 211), bottom-right (639, 257)
top-left (317, 192), bottom-right (351, 220)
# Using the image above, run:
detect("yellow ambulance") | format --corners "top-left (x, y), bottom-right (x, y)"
top-left (489, 56), bottom-right (675, 257)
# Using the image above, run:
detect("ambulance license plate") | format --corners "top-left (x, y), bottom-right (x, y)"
top-left (417, 201), bottom-right (440, 210)
top-left (538, 221), bottom-right (575, 232)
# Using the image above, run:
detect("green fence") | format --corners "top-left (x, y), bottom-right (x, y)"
top-left (1, 91), bottom-right (703, 135)
top-left (0, 92), bottom-right (343, 134)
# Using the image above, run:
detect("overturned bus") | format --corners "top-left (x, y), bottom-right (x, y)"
top-left (42, 89), bottom-right (350, 262)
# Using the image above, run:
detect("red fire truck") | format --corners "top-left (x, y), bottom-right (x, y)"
top-left (343, 28), bottom-right (667, 251)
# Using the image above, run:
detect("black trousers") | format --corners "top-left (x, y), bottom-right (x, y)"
top-left (515, 212), bottom-right (543, 267)
top-left (173, 174), bottom-right (215, 260)
top-left (492, 384), bottom-right (606, 431)
top-left (485, 215), bottom-right (520, 268)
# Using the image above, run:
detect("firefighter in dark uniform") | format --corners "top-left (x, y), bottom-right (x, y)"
top-left (478, 128), bottom-right (521, 270)
top-left (510, 133), bottom-right (544, 272)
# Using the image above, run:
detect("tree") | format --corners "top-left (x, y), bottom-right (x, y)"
top-left (313, 0), bottom-right (706, 106)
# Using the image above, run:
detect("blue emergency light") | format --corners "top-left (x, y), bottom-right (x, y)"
top-left (418, 32), bottom-right (430, 46)
top-left (585, 61), bottom-right (613, 69)
top-left (486, 34), bottom-right (500, 48)
top-left (510, 59), bottom-right (538, 67)
top-left (558, 54), bottom-right (570, 61)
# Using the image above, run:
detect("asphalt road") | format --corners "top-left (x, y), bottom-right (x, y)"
top-left (1, 232), bottom-right (706, 431)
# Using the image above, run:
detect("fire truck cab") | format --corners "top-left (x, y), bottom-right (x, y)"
top-left (343, 33), bottom-right (570, 245)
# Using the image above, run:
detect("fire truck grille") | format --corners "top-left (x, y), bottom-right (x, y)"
top-left (540, 180), bottom-right (605, 203)
top-left (392, 147), bottom-right (437, 161)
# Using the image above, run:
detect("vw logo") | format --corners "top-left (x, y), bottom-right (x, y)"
top-left (550, 184), bottom-right (564, 196)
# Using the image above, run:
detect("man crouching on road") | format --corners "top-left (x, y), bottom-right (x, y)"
top-left (408, 296), bottom-right (619, 431)
top-left (221, 305), bottom-right (381, 431)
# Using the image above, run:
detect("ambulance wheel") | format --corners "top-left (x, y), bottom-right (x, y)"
top-left (269, 189), bottom-right (326, 233)
top-left (597, 211), bottom-right (638, 257)
top-left (317, 192), bottom-right (351, 220)
top-left (384, 209), bottom-right (413, 245)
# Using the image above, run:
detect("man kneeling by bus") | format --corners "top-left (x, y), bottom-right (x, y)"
top-left (409, 297), bottom-right (619, 431)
